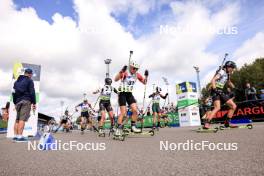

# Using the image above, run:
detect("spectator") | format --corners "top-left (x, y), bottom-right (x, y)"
top-left (146, 107), bottom-right (151, 116)
top-left (245, 83), bottom-right (257, 101)
top-left (12, 68), bottom-right (36, 142)
top-left (1, 108), bottom-right (7, 121)
top-left (2, 102), bottom-right (10, 121)
top-left (260, 89), bottom-right (264, 100)
top-left (169, 103), bottom-right (176, 112)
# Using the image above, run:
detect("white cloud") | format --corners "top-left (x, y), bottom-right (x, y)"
top-left (1, 0), bottom-right (259, 118)
top-left (234, 32), bottom-right (264, 67)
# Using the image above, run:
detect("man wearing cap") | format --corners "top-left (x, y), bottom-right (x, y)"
top-left (12, 68), bottom-right (36, 142)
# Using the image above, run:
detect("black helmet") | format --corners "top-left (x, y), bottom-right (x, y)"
top-left (105, 78), bottom-right (112, 85)
top-left (224, 61), bottom-right (236, 69)
top-left (24, 68), bottom-right (33, 74)
top-left (156, 87), bottom-right (162, 92)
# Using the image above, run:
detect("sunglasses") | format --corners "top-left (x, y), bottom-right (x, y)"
top-left (131, 67), bottom-right (138, 71)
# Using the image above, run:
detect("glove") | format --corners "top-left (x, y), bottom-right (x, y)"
top-left (165, 93), bottom-right (168, 96)
top-left (120, 65), bottom-right (127, 73)
top-left (144, 70), bottom-right (149, 77)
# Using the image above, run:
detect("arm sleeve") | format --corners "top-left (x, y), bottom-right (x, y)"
top-left (29, 80), bottom-right (36, 104)
top-left (160, 94), bottom-right (167, 99)
top-left (76, 103), bottom-right (82, 108)
top-left (149, 93), bottom-right (154, 98)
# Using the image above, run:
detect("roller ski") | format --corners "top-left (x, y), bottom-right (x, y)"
top-left (219, 120), bottom-right (253, 130)
top-left (123, 126), bottom-right (155, 137)
top-left (195, 126), bottom-right (218, 133)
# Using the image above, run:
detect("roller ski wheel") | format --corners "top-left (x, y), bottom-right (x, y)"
top-left (195, 127), bottom-right (218, 133)
top-left (220, 124), bottom-right (253, 130)
top-left (148, 130), bottom-right (155, 136)
top-left (247, 124), bottom-right (253, 129)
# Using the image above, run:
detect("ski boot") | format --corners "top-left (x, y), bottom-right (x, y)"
top-left (108, 126), bottom-right (115, 137)
top-left (224, 119), bottom-right (238, 128)
top-left (80, 128), bottom-right (84, 135)
top-left (203, 122), bottom-right (211, 129)
top-left (131, 125), bottom-right (142, 133)
top-left (98, 127), bottom-right (106, 137)
top-left (113, 126), bottom-right (125, 141)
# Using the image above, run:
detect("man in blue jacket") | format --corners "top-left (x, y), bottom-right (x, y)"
top-left (12, 68), bottom-right (36, 142)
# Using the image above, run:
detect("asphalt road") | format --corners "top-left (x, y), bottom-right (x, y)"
top-left (0, 123), bottom-right (264, 176)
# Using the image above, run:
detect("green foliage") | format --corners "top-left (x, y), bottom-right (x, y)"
top-left (201, 58), bottom-right (264, 102)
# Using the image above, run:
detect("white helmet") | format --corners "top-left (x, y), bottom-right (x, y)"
top-left (129, 60), bottom-right (140, 69)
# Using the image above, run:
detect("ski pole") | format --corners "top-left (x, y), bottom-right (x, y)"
top-left (93, 95), bottom-right (100, 109)
top-left (128, 50), bottom-right (133, 68)
top-left (215, 53), bottom-right (228, 76)
top-left (143, 84), bottom-right (147, 110)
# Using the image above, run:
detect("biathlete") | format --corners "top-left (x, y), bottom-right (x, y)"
top-left (75, 99), bottom-right (96, 134)
top-left (114, 60), bottom-right (148, 137)
top-left (149, 87), bottom-right (168, 130)
top-left (54, 110), bottom-right (72, 133)
top-left (93, 78), bottom-right (118, 136)
top-left (204, 61), bottom-right (237, 129)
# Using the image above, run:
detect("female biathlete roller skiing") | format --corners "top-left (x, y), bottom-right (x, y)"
top-left (54, 109), bottom-right (72, 133)
top-left (113, 60), bottom-right (149, 138)
top-left (204, 61), bottom-right (237, 129)
top-left (149, 87), bottom-right (168, 131)
top-left (93, 78), bottom-right (118, 137)
top-left (75, 99), bottom-right (97, 134)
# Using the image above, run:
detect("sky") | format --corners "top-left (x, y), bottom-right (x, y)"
top-left (0, 0), bottom-right (264, 120)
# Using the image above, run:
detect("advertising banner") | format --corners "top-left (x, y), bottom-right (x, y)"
top-left (178, 105), bottom-right (201, 126)
top-left (177, 92), bottom-right (199, 108)
top-left (211, 99), bottom-right (264, 122)
top-left (176, 82), bottom-right (197, 95)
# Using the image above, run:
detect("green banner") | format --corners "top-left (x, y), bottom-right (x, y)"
top-left (177, 99), bottom-right (198, 108)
